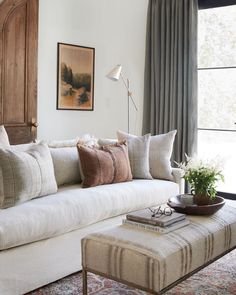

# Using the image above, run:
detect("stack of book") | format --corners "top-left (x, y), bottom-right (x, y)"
top-left (123, 207), bottom-right (189, 234)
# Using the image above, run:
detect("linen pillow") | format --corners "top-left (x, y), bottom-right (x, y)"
top-left (117, 130), bottom-right (176, 180)
top-left (77, 142), bottom-right (132, 188)
top-left (46, 138), bottom-right (80, 148)
top-left (149, 130), bottom-right (177, 180)
top-left (98, 138), bottom-right (117, 146)
top-left (116, 132), bottom-right (152, 179)
top-left (78, 134), bottom-right (99, 148)
top-left (50, 147), bottom-right (81, 186)
top-left (0, 144), bottom-right (57, 209)
top-left (0, 125), bottom-right (10, 147)
top-left (47, 134), bottom-right (98, 148)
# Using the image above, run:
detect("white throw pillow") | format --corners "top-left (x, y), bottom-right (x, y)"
top-left (0, 125), bottom-right (10, 147)
top-left (98, 138), bottom-right (118, 146)
top-left (78, 134), bottom-right (99, 148)
top-left (149, 130), bottom-right (177, 180)
top-left (116, 132), bottom-right (152, 179)
top-left (46, 138), bottom-right (80, 148)
top-left (46, 134), bottom-right (98, 148)
top-left (0, 144), bottom-right (57, 209)
top-left (50, 147), bottom-right (81, 186)
top-left (117, 130), bottom-right (176, 181)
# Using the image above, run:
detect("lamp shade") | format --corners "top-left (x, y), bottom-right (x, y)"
top-left (107, 64), bottom-right (122, 81)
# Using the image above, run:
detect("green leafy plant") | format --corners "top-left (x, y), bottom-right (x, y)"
top-left (177, 155), bottom-right (224, 199)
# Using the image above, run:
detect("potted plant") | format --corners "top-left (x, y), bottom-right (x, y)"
top-left (178, 156), bottom-right (224, 206)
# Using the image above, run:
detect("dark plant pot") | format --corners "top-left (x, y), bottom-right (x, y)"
top-left (193, 194), bottom-right (211, 206)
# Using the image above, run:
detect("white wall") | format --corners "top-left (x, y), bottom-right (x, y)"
top-left (38, 0), bottom-right (148, 140)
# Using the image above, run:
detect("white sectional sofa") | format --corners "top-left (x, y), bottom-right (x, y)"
top-left (0, 131), bottom-right (184, 295)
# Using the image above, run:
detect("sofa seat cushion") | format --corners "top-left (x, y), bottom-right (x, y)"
top-left (0, 179), bottom-right (179, 250)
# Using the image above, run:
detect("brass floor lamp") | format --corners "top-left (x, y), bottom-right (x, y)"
top-left (107, 64), bottom-right (138, 133)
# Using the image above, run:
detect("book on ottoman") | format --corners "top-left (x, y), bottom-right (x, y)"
top-left (123, 219), bottom-right (190, 234)
top-left (126, 208), bottom-right (186, 227)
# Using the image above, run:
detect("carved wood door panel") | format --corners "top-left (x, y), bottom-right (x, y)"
top-left (0, 0), bottom-right (38, 144)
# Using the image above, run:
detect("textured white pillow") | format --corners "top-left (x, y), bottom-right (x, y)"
top-left (117, 130), bottom-right (176, 180)
top-left (46, 134), bottom-right (98, 148)
top-left (0, 144), bottom-right (57, 209)
top-left (98, 138), bottom-right (118, 146)
top-left (149, 130), bottom-right (177, 180)
top-left (116, 132), bottom-right (152, 179)
top-left (50, 147), bottom-right (81, 186)
top-left (46, 138), bottom-right (80, 148)
top-left (0, 125), bottom-right (10, 147)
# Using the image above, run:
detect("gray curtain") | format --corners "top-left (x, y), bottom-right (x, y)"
top-left (143, 0), bottom-right (198, 163)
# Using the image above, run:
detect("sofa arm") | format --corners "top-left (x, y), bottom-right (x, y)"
top-left (172, 168), bottom-right (185, 194)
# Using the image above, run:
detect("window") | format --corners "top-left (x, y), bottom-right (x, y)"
top-left (198, 5), bottom-right (236, 198)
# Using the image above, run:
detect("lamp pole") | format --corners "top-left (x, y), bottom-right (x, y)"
top-left (127, 78), bottom-right (130, 133)
top-left (107, 65), bottom-right (138, 134)
top-left (120, 73), bottom-right (137, 133)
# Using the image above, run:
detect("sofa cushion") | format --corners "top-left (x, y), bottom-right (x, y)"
top-left (0, 144), bottom-right (57, 209)
top-left (117, 130), bottom-right (176, 181)
top-left (78, 143), bottom-right (132, 188)
top-left (50, 147), bottom-right (81, 186)
top-left (116, 132), bottom-right (152, 179)
top-left (0, 125), bottom-right (10, 147)
top-left (0, 179), bottom-right (179, 250)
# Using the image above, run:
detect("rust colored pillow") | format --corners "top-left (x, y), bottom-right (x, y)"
top-left (77, 142), bottom-right (132, 188)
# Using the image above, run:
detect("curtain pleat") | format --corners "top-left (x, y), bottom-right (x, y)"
top-left (143, 0), bottom-right (198, 163)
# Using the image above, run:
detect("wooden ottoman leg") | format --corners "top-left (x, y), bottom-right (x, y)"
top-left (83, 268), bottom-right (88, 295)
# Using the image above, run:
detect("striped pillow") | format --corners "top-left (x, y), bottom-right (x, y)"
top-left (116, 132), bottom-right (153, 179)
top-left (117, 130), bottom-right (176, 180)
top-left (0, 144), bottom-right (57, 209)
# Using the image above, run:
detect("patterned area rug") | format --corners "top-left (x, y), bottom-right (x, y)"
top-left (27, 250), bottom-right (236, 295)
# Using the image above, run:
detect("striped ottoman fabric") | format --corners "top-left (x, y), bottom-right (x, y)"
top-left (82, 204), bottom-right (236, 294)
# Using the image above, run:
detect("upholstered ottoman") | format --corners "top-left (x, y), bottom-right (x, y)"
top-left (82, 204), bottom-right (236, 294)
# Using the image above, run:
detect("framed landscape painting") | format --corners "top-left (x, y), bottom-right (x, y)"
top-left (57, 43), bottom-right (95, 111)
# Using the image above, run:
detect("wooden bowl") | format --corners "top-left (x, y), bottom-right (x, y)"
top-left (167, 194), bottom-right (225, 215)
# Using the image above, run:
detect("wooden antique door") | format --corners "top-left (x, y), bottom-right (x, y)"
top-left (0, 0), bottom-right (38, 144)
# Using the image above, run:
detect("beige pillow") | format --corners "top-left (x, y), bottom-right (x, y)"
top-left (50, 147), bottom-right (81, 186)
top-left (46, 138), bottom-right (80, 148)
top-left (98, 138), bottom-right (117, 146)
top-left (46, 134), bottom-right (98, 148)
top-left (0, 125), bottom-right (10, 147)
top-left (0, 144), bottom-right (58, 209)
top-left (149, 130), bottom-right (176, 180)
top-left (117, 130), bottom-right (176, 180)
top-left (116, 132), bottom-right (152, 179)
top-left (77, 142), bottom-right (132, 188)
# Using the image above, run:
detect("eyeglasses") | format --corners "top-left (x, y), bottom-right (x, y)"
top-left (148, 206), bottom-right (172, 217)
